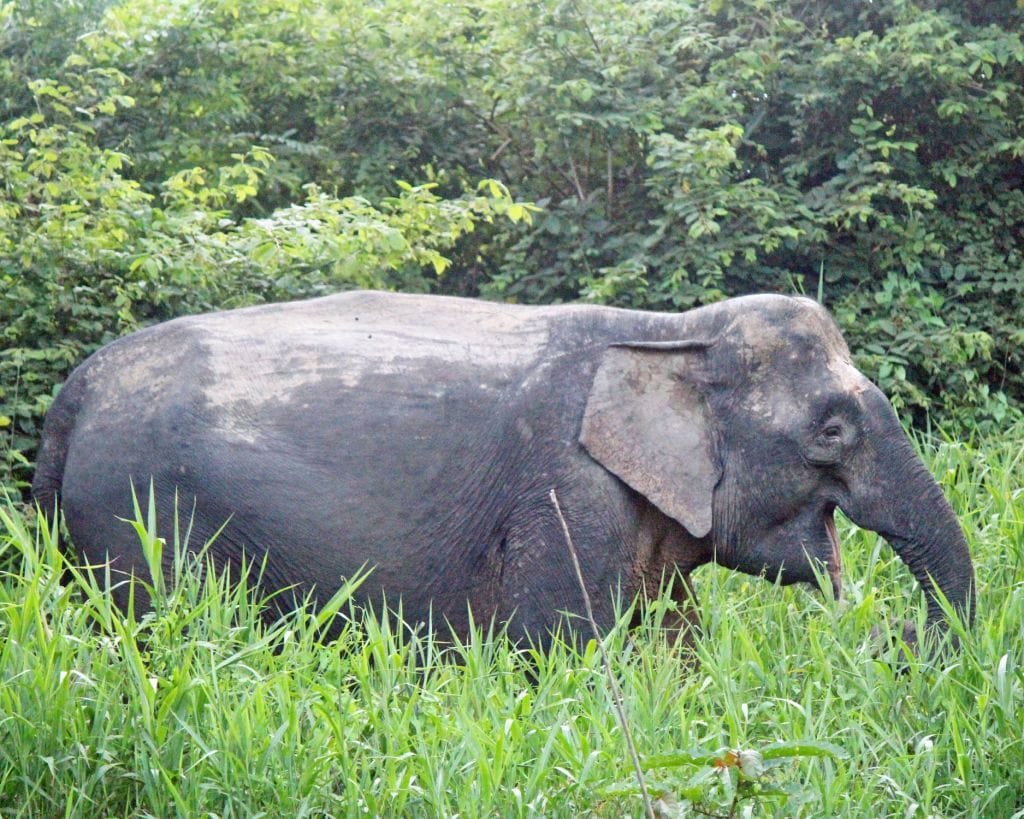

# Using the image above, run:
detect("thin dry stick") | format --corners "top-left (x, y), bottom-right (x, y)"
top-left (606, 146), bottom-right (614, 221)
top-left (563, 141), bottom-right (587, 203)
top-left (549, 489), bottom-right (656, 819)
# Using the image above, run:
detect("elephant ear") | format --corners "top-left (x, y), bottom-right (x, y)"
top-left (580, 340), bottom-right (720, 538)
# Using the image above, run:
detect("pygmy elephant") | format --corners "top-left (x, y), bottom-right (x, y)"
top-left (32, 291), bottom-right (974, 644)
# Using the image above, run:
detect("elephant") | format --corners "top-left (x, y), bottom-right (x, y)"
top-left (32, 290), bottom-right (974, 645)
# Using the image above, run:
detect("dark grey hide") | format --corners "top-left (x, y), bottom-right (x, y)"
top-left (33, 291), bottom-right (974, 643)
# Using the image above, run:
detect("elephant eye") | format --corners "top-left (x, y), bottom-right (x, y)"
top-left (804, 410), bottom-right (857, 466)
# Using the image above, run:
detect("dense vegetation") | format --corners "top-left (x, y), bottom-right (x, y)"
top-left (1, 2), bottom-right (1021, 815)
top-left (2, 0), bottom-right (1023, 493)
top-left (2, 431), bottom-right (1021, 816)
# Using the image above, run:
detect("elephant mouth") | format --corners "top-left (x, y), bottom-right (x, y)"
top-left (824, 506), bottom-right (842, 599)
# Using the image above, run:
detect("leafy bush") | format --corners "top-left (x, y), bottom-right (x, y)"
top-left (0, 64), bottom-right (532, 493)
top-left (2, 0), bottom-right (1023, 496)
top-left (471, 0), bottom-right (1024, 431)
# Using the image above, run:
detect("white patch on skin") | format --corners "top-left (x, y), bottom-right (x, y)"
top-left (516, 417), bottom-right (534, 442)
top-left (192, 292), bottom-right (552, 431)
top-left (717, 297), bottom-right (866, 422)
top-left (84, 341), bottom-right (177, 417)
top-left (215, 416), bottom-right (260, 445)
top-left (827, 357), bottom-right (867, 394)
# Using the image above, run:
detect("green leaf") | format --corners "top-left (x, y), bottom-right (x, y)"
top-left (643, 748), bottom-right (723, 770)
top-left (760, 741), bottom-right (849, 760)
top-left (384, 229), bottom-right (407, 251)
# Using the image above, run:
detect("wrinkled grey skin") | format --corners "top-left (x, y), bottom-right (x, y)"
top-left (33, 291), bottom-right (974, 643)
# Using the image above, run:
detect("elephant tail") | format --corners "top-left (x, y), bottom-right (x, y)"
top-left (31, 367), bottom-right (87, 526)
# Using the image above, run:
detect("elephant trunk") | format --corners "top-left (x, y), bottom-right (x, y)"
top-left (843, 404), bottom-right (975, 634)
top-left (883, 460), bottom-right (974, 629)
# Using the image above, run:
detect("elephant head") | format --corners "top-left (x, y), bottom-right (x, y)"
top-left (581, 294), bottom-right (974, 637)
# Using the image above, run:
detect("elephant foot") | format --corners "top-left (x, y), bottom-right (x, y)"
top-left (869, 619), bottom-right (919, 664)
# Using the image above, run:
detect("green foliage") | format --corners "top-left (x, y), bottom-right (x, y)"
top-left (2, 0), bottom-right (1024, 495)
top-left (835, 274), bottom-right (1010, 432)
top-left (467, 0), bottom-right (1024, 431)
top-left (0, 61), bottom-right (531, 492)
top-left (1, 429), bottom-right (1022, 815)
top-left (0, 1), bottom-right (115, 119)
top-left (0, 4), bottom-right (1019, 809)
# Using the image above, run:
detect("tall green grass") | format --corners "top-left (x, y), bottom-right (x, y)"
top-left (1, 429), bottom-right (1021, 817)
